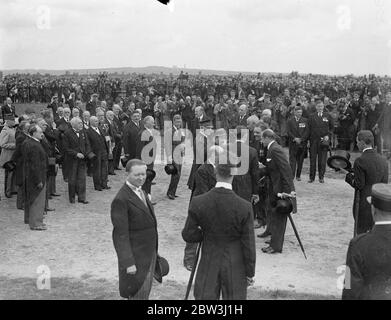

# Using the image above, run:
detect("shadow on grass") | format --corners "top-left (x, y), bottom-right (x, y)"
top-left (0, 276), bottom-right (338, 300)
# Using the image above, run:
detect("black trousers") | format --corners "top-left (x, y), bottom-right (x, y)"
top-left (113, 140), bottom-right (122, 169)
top-left (167, 163), bottom-right (182, 196)
top-left (289, 143), bottom-right (305, 179)
top-left (309, 140), bottom-right (328, 180)
top-left (142, 163), bottom-right (154, 195)
top-left (269, 202), bottom-right (288, 252)
top-left (92, 154), bottom-right (108, 189)
top-left (68, 159), bottom-right (87, 202)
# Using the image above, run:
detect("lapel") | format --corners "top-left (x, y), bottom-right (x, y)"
top-left (124, 183), bottom-right (156, 224)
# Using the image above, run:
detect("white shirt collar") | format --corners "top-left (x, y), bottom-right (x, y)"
top-left (215, 182), bottom-right (232, 190)
top-left (267, 140), bottom-right (275, 150)
top-left (126, 181), bottom-right (142, 192)
top-left (375, 221), bottom-right (391, 225)
top-left (363, 147), bottom-right (373, 153)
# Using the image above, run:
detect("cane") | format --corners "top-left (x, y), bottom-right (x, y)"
top-left (278, 193), bottom-right (307, 259)
top-left (184, 242), bottom-right (202, 300)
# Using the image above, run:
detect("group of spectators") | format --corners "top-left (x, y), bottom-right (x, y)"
top-left (1, 71), bottom-right (391, 231)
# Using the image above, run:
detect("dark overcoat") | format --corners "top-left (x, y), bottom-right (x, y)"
top-left (345, 149), bottom-right (389, 234)
top-left (182, 188), bottom-right (256, 300)
top-left (111, 184), bottom-right (158, 298)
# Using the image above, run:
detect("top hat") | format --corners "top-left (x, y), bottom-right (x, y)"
top-left (154, 255), bottom-right (169, 283)
top-left (275, 199), bottom-right (294, 215)
top-left (164, 164), bottom-right (178, 175)
top-left (146, 168), bottom-right (156, 182)
top-left (327, 150), bottom-right (352, 171)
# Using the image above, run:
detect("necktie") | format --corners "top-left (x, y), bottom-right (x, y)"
top-left (134, 187), bottom-right (147, 207)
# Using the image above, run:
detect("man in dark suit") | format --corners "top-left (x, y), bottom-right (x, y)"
top-left (287, 105), bottom-right (309, 181)
top-left (62, 117), bottom-right (92, 204)
top-left (23, 125), bottom-right (48, 231)
top-left (42, 111), bottom-right (60, 198)
top-left (190, 106), bottom-right (210, 138)
top-left (138, 116), bottom-right (157, 197)
top-left (165, 114), bottom-right (185, 200)
top-left (374, 92), bottom-right (391, 158)
top-left (86, 93), bottom-right (99, 116)
top-left (259, 129), bottom-right (296, 254)
top-left (345, 130), bottom-right (389, 235)
top-left (337, 102), bottom-right (356, 151)
top-left (231, 126), bottom-right (260, 204)
top-left (47, 96), bottom-right (59, 122)
top-left (235, 104), bottom-right (249, 127)
top-left (112, 104), bottom-right (124, 170)
top-left (342, 183), bottom-right (391, 300)
top-left (1, 97), bottom-right (17, 120)
top-left (182, 162), bottom-right (256, 300)
top-left (111, 159), bottom-right (159, 300)
top-left (308, 99), bottom-right (334, 183)
top-left (122, 110), bottom-right (143, 161)
top-left (181, 96), bottom-right (194, 132)
top-left (87, 116), bottom-right (109, 191)
top-left (56, 107), bottom-right (72, 182)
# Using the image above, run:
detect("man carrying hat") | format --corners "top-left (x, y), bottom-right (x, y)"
top-left (345, 130), bottom-right (388, 235)
top-left (342, 183), bottom-right (391, 300)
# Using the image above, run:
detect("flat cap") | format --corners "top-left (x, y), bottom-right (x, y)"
top-left (371, 184), bottom-right (391, 212)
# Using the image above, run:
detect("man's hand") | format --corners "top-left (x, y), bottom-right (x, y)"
top-left (37, 182), bottom-right (43, 189)
top-left (294, 138), bottom-right (301, 144)
top-left (251, 194), bottom-right (260, 204)
top-left (323, 135), bottom-right (329, 142)
top-left (76, 153), bottom-right (84, 159)
top-left (247, 277), bottom-right (254, 287)
top-left (290, 191), bottom-right (297, 198)
top-left (127, 265), bottom-right (137, 275)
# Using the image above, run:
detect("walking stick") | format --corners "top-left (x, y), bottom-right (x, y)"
top-left (353, 189), bottom-right (360, 237)
top-left (287, 214), bottom-right (307, 260)
top-left (184, 242), bottom-right (202, 300)
top-left (278, 193), bottom-right (307, 259)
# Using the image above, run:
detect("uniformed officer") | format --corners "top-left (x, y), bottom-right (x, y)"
top-left (308, 99), bottom-right (334, 183)
top-left (342, 183), bottom-right (391, 300)
top-left (286, 105), bottom-right (309, 181)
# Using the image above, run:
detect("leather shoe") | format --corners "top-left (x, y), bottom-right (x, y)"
top-left (319, 179), bottom-right (325, 183)
top-left (103, 186), bottom-right (111, 190)
top-left (95, 188), bottom-right (103, 191)
top-left (265, 240), bottom-right (271, 245)
top-left (51, 193), bottom-right (61, 197)
top-left (167, 194), bottom-right (175, 200)
top-left (308, 179), bottom-right (314, 183)
top-left (296, 177), bottom-right (301, 181)
top-left (151, 202), bottom-right (157, 206)
top-left (174, 195), bottom-right (179, 198)
top-left (262, 246), bottom-right (281, 254)
top-left (184, 264), bottom-right (193, 272)
top-left (257, 231), bottom-right (271, 238)
top-left (46, 208), bottom-right (55, 212)
top-left (78, 200), bottom-right (89, 204)
top-left (151, 182), bottom-right (156, 185)
top-left (109, 172), bottom-right (116, 176)
top-left (30, 225), bottom-right (47, 231)
top-left (70, 199), bottom-right (75, 204)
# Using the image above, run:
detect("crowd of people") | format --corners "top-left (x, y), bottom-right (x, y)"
top-left (1, 71), bottom-right (391, 300)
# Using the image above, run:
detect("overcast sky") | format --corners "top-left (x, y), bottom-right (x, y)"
top-left (1, 0), bottom-right (390, 75)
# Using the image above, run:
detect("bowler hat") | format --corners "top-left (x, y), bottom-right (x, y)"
top-left (164, 164), bottom-right (178, 175)
top-left (154, 255), bottom-right (170, 283)
top-left (3, 160), bottom-right (16, 171)
top-left (275, 199), bottom-right (293, 215)
top-left (327, 150), bottom-right (352, 171)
